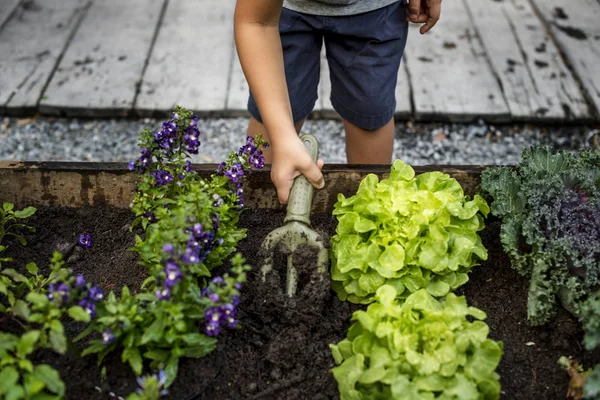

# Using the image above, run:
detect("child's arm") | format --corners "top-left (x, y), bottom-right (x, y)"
top-left (234, 0), bottom-right (324, 205)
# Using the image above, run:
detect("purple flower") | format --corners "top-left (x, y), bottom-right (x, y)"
top-left (205, 323), bottom-right (220, 336)
top-left (102, 329), bottom-right (115, 345)
top-left (204, 308), bottom-right (222, 336)
top-left (190, 115), bottom-right (198, 127)
top-left (239, 140), bottom-right (256, 155)
top-left (235, 186), bottom-right (245, 207)
top-left (136, 148), bottom-right (152, 172)
top-left (225, 164), bottom-right (244, 184)
top-left (249, 151), bottom-right (265, 169)
top-left (89, 286), bottom-right (104, 302)
top-left (79, 299), bottom-right (96, 318)
top-left (151, 170), bottom-right (174, 187)
top-left (235, 282), bottom-right (242, 290)
top-left (136, 370), bottom-right (168, 397)
top-left (183, 126), bottom-right (200, 154)
top-left (172, 112), bottom-right (179, 120)
top-left (227, 319), bottom-right (238, 328)
top-left (49, 282), bottom-right (70, 302)
top-left (74, 274), bottom-right (86, 288)
top-left (217, 162), bottom-right (226, 176)
top-left (212, 277), bottom-right (224, 286)
top-left (209, 292), bottom-right (219, 303)
top-left (232, 295), bottom-right (240, 306)
top-left (128, 160), bottom-right (135, 171)
top-left (184, 160), bottom-right (193, 173)
top-left (77, 233), bottom-right (92, 249)
top-left (144, 212), bottom-right (158, 223)
top-left (181, 248), bottom-right (200, 264)
top-left (163, 244), bottom-right (174, 255)
top-left (212, 194), bottom-right (224, 207)
top-left (192, 223), bottom-right (203, 237)
top-left (212, 214), bottom-right (220, 231)
top-left (164, 261), bottom-right (182, 287)
top-left (221, 303), bottom-right (236, 317)
top-left (155, 286), bottom-right (171, 300)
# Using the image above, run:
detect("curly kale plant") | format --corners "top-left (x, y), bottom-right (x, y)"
top-left (330, 160), bottom-right (489, 304)
top-left (480, 146), bottom-right (600, 325)
top-left (330, 286), bottom-right (503, 400)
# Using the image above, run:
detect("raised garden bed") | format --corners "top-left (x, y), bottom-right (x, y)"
top-left (1, 162), bottom-right (598, 399)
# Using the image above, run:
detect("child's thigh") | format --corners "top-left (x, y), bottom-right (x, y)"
top-left (324, 2), bottom-right (408, 129)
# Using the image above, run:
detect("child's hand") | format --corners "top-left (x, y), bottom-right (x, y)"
top-left (407, 0), bottom-right (442, 34)
top-left (270, 135), bottom-right (325, 205)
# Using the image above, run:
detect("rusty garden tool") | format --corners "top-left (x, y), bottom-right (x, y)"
top-left (259, 134), bottom-right (329, 297)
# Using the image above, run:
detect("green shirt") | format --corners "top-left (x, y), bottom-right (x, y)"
top-left (283, 0), bottom-right (399, 16)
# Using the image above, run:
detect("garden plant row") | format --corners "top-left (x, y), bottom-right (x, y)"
top-left (0, 106), bottom-right (599, 399)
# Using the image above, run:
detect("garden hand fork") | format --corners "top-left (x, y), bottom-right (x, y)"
top-left (259, 134), bottom-right (329, 297)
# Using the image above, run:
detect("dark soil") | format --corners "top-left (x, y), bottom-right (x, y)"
top-left (2, 206), bottom-right (599, 400)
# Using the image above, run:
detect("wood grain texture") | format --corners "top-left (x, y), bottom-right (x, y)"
top-left (530, 0), bottom-right (600, 118)
top-left (0, 0), bottom-right (89, 114)
top-left (0, 0), bottom-right (21, 31)
top-left (403, 0), bottom-right (510, 121)
top-left (465, 0), bottom-right (591, 121)
top-left (135, 0), bottom-right (235, 116)
top-left (40, 0), bottom-right (165, 117)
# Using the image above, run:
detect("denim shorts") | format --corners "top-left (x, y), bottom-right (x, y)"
top-left (248, 1), bottom-right (409, 131)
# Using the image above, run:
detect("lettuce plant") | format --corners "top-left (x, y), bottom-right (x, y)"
top-left (479, 146), bottom-right (600, 325)
top-left (330, 160), bottom-right (489, 304)
top-left (330, 286), bottom-right (503, 400)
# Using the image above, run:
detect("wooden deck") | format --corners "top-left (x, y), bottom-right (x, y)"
top-left (0, 0), bottom-right (599, 122)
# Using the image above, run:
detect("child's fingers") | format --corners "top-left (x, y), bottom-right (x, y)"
top-left (420, 0), bottom-right (441, 34)
top-left (407, 13), bottom-right (428, 23)
top-left (301, 159), bottom-right (325, 190)
top-left (406, 0), bottom-right (421, 20)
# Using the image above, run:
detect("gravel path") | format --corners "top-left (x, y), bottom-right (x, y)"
top-left (0, 115), bottom-right (598, 165)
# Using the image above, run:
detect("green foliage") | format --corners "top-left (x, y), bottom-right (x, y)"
top-left (479, 146), bottom-right (600, 325)
top-left (79, 106), bottom-right (265, 390)
top-left (0, 202), bottom-right (36, 274)
top-left (330, 286), bottom-right (503, 400)
top-left (585, 365), bottom-right (600, 399)
top-left (77, 255), bottom-right (249, 388)
top-left (330, 160), bottom-right (489, 304)
top-left (0, 251), bottom-right (100, 399)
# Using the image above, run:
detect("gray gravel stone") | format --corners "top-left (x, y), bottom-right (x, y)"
top-left (0, 115), bottom-right (597, 166)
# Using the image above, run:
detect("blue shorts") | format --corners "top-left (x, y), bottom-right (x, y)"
top-left (248, 2), bottom-right (409, 131)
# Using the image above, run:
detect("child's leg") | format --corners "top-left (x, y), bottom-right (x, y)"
top-left (324, 2), bottom-right (408, 164)
top-left (344, 118), bottom-right (394, 164)
top-left (247, 117), bottom-right (306, 163)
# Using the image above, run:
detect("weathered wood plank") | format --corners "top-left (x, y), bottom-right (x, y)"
top-left (530, 0), bottom-right (600, 118)
top-left (464, 0), bottom-right (591, 121)
top-left (136, 0), bottom-right (236, 116)
top-left (318, 46), bottom-right (336, 119)
top-left (0, 0), bottom-right (20, 31)
top-left (403, 0), bottom-right (509, 122)
top-left (395, 63), bottom-right (412, 119)
top-left (225, 41), bottom-right (251, 117)
top-left (0, 161), bottom-right (485, 213)
top-left (0, 0), bottom-right (89, 115)
top-left (39, 0), bottom-right (166, 117)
